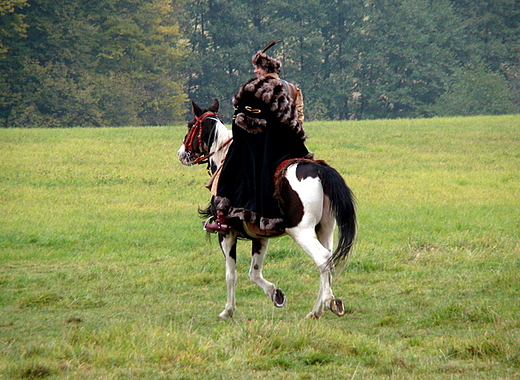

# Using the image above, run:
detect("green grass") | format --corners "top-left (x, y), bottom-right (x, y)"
top-left (1, 115), bottom-right (519, 379)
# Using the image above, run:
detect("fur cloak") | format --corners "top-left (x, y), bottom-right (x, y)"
top-left (216, 76), bottom-right (311, 231)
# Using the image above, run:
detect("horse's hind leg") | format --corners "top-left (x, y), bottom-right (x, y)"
top-left (316, 204), bottom-right (347, 317)
top-left (288, 227), bottom-right (344, 319)
top-left (250, 238), bottom-right (286, 307)
top-left (316, 198), bottom-right (335, 253)
top-left (218, 231), bottom-right (238, 319)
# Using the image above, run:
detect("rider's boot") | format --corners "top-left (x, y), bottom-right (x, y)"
top-left (203, 210), bottom-right (229, 233)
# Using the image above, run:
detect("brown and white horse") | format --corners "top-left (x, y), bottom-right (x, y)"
top-left (178, 100), bottom-right (356, 319)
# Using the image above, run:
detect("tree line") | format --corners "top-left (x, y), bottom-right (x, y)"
top-left (1, 0), bottom-right (187, 127)
top-left (1, 0), bottom-right (519, 127)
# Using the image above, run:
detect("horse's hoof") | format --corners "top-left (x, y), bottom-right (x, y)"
top-left (305, 311), bottom-right (321, 319)
top-left (329, 298), bottom-right (346, 317)
top-left (218, 310), bottom-right (233, 319)
top-left (271, 288), bottom-right (286, 308)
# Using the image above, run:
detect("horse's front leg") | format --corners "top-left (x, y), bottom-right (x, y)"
top-left (218, 231), bottom-right (238, 319)
top-left (249, 239), bottom-right (286, 307)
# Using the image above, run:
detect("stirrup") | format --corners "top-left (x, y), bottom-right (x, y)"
top-left (202, 217), bottom-right (229, 234)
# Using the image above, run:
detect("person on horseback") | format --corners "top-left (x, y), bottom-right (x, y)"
top-left (204, 41), bottom-right (313, 234)
top-left (251, 41), bottom-right (304, 125)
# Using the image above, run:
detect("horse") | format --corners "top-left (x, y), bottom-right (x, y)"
top-left (177, 99), bottom-right (356, 319)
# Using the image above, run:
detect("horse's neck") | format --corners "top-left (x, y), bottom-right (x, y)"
top-left (209, 119), bottom-right (232, 170)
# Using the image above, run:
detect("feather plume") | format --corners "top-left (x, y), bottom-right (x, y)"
top-left (260, 40), bottom-right (282, 54)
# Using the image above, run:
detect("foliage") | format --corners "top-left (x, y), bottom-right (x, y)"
top-left (0, 0), bottom-right (28, 58)
top-left (432, 65), bottom-right (517, 116)
top-left (1, 1), bottom-right (519, 127)
top-left (1, 115), bottom-right (519, 378)
top-left (181, 0), bottom-right (520, 121)
top-left (0, 0), bottom-right (188, 128)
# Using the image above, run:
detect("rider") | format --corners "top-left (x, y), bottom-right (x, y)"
top-left (204, 41), bottom-right (312, 234)
top-left (251, 41), bottom-right (304, 125)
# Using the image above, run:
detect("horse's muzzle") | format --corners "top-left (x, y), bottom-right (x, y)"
top-left (177, 145), bottom-right (195, 166)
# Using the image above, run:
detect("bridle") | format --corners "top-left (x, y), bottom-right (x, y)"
top-left (184, 111), bottom-right (216, 165)
top-left (184, 111), bottom-right (232, 166)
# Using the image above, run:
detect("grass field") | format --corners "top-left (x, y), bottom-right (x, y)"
top-left (1, 115), bottom-right (519, 379)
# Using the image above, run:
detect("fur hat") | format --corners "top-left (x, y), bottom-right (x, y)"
top-left (233, 76), bottom-right (306, 142)
top-left (251, 41), bottom-right (282, 74)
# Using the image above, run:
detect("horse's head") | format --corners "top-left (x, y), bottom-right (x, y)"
top-left (178, 99), bottom-right (220, 166)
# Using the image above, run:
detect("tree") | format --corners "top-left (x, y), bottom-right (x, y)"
top-left (0, 0), bottom-right (28, 127)
top-left (4, 0), bottom-right (518, 126)
top-left (0, 0), bottom-right (28, 58)
top-left (450, 0), bottom-right (520, 113)
top-left (1, 0), bottom-right (188, 127)
top-left (180, 0), bottom-right (519, 121)
top-left (431, 65), bottom-right (517, 116)
top-left (181, 0), bottom-right (263, 120)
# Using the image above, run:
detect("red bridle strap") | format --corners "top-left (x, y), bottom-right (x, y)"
top-left (185, 111), bottom-right (216, 153)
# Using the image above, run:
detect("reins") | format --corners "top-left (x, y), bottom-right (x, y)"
top-left (185, 111), bottom-right (233, 166)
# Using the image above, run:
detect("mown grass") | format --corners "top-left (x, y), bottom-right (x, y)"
top-left (1, 115), bottom-right (519, 379)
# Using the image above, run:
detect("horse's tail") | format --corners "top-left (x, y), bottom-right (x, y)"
top-left (317, 164), bottom-right (357, 271)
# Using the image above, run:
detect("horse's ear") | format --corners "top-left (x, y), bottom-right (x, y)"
top-left (209, 99), bottom-right (219, 113)
top-left (192, 100), bottom-right (203, 117)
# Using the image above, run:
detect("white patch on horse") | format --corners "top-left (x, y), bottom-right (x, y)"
top-left (208, 118), bottom-right (232, 169)
top-left (286, 164), bottom-right (324, 229)
top-left (177, 144), bottom-right (188, 165)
